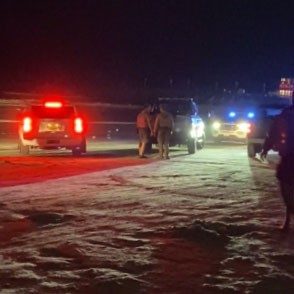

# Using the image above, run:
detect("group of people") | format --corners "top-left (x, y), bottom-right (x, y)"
top-left (136, 94), bottom-right (294, 231)
top-left (136, 104), bottom-right (174, 159)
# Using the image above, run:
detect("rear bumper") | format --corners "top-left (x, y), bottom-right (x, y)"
top-left (212, 131), bottom-right (247, 140)
top-left (20, 135), bottom-right (85, 149)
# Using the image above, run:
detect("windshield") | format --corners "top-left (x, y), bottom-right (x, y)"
top-left (159, 100), bottom-right (196, 115)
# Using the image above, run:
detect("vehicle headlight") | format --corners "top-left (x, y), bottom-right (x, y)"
top-left (237, 122), bottom-right (250, 133)
top-left (190, 128), bottom-right (197, 138)
top-left (212, 121), bottom-right (221, 130)
top-left (198, 121), bottom-right (205, 132)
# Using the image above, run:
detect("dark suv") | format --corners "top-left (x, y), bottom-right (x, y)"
top-left (151, 98), bottom-right (205, 154)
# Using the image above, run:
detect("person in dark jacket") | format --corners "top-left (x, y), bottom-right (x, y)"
top-left (261, 93), bottom-right (294, 231)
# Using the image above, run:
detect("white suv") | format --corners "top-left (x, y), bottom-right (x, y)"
top-left (18, 100), bottom-right (86, 155)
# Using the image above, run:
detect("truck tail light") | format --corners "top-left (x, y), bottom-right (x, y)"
top-left (21, 115), bottom-right (39, 139)
top-left (23, 116), bottom-right (33, 133)
top-left (74, 117), bottom-right (84, 134)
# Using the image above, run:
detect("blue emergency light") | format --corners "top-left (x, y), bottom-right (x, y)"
top-left (247, 112), bottom-right (255, 119)
top-left (229, 111), bottom-right (236, 118)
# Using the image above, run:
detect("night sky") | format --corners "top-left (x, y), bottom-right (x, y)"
top-left (0, 0), bottom-right (293, 100)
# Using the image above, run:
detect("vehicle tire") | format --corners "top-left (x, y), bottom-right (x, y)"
top-left (72, 138), bottom-right (87, 156)
top-left (19, 141), bottom-right (30, 155)
top-left (80, 138), bottom-right (87, 153)
top-left (187, 138), bottom-right (196, 154)
top-left (247, 143), bottom-right (256, 158)
top-left (72, 147), bottom-right (82, 156)
top-left (255, 144), bottom-right (262, 154)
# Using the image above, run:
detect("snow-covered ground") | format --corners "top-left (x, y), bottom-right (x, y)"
top-left (0, 143), bottom-right (294, 293)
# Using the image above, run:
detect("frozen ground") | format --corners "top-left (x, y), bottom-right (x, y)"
top-left (0, 141), bottom-right (294, 293)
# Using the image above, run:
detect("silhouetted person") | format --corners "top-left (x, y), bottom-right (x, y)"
top-left (261, 93), bottom-right (294, 231)
top-left (136, 105), bottom-right (153, 158)
top-left (153, 104), bottom-right (174, 159)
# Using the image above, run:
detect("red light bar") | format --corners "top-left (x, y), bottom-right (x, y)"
top-left (44, 101), bottom-right (63, 108)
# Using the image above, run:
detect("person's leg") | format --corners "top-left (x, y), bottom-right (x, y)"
top-left (157, 129), bottom-right (164, 159)
top-left (138, 140), bottom-right (142, 155)
top-left (163, 129), bottom-right (171, 159)
top-left (138, 129), bottom-right (148, 157)
top-left (139, 142), bottom-right (146, 157)
top-left (138, 129), bottom-right (143, 156)
top-left (280, 181), bottom-right (292, 231)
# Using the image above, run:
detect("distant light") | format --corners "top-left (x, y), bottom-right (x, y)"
top-left (247, 112), bottom-right (255, 118)
top-left (229, 111), bottom-right (236, 118)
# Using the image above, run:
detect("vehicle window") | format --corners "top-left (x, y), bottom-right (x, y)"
top-left (160, 100), bottom-right (193, 115)
top-left (31, 106), bottom-right (75, 118)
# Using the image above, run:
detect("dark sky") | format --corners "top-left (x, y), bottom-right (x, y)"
top-left (0, 0), bottom-right (293, 98)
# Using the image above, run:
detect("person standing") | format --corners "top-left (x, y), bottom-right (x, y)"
top-left (261, 93), bottom-right (294, 231)
top-left (136, 105), bottom-right (153, 158)
top-left (153, 104), bottom-right (174, 159)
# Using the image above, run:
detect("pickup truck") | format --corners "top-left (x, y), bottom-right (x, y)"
top-left (150, 98), bottom-right (205, 154)
top-left (18, 99), bottom-right (87, 156)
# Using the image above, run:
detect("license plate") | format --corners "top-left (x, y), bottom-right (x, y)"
top-left (41, 122), bottom-right (64, 132)
top-left (47, 139), bottom-right (60, 144)
top-left (222, 124), bottom-right (236, 131)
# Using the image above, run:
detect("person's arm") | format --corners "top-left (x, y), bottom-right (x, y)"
top-left (147, 115), bottom-right (153, 135)
top-left (170, 114), bottom-right (174, 132)
top-left (153, 115), bottom-right (159, 135)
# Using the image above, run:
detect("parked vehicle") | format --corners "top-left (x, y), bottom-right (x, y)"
top-left (246, 104), bottom-right (286, 158)
top-left (150, 98), bottom-right (205, 154)
top-left (210, 110), bottom-right (251, 143)
top-left (18, 99), bottom-right (87, 156)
